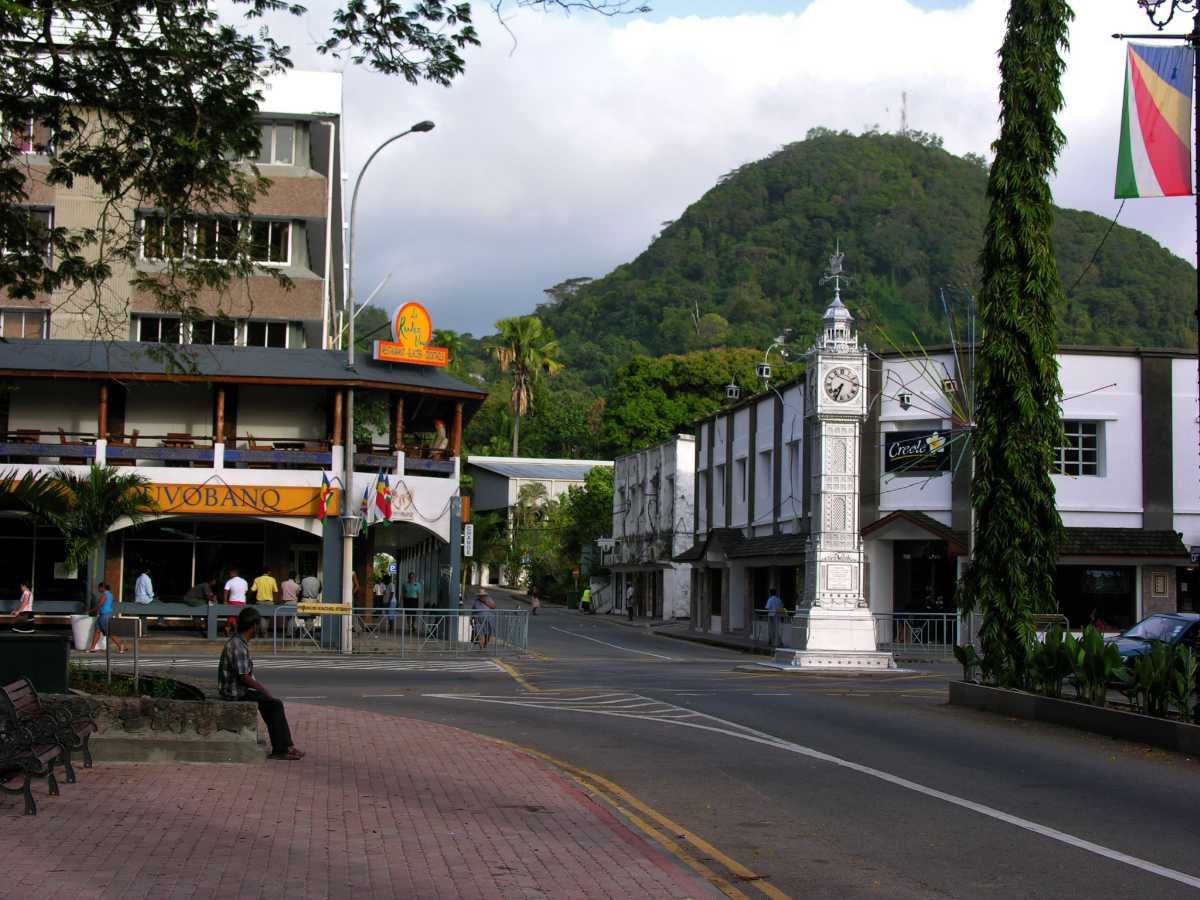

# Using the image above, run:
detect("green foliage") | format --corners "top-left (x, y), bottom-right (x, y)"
top-left (1064, 626), bottom-right (1127, 706)
top-left (1121, 642), bottom-right (1197, 719)
top-left (1026, 626), bottom-right (1072, 698)
top-left (0, 469), bottom-right (71, 521)
top-left (50, 465), bottom-right (157, 572)
top-left (960, 0), bottom-right (1072, 688)
top-left (954, 643), bottom-right (981, 683)
top-left (1168, 646), bottom-right (1197, 722)
top-left (557, 466), bottom-right (614, 563)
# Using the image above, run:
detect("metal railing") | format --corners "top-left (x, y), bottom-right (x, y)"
top-left (751, 610), bottom-right (960, 658)
top-left (270, 606), bottom-right (529, 656)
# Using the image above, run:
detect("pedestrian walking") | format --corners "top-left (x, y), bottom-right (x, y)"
top-left (625, 582), bottom-right (635, 621)
top-left (382, 575), bottom-right (397, 625)
top-left (88, 581), bottom-right (124, 652)
top-left (529, 586), bottom-right (540, 616)
top-left (580, 586), bottom-right (592, 615)
top-left (218, 606), bottom-right (304, 761)
top-left (472, 588), bottom-right (497, 651)
top-left (12, 580), bottom-right (34, 633)
top-left (224, 568), bottom-right (249, 635)
top-left (401, 572), bottom-right (421, 633)
top-left (765, 586), bottom-right (785, 649)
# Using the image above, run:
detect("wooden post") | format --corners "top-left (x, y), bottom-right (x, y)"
top-left (214, 387), bottom-right (225, 444)
top-left (98, 384), bottom-right (108, 439)
top-left (451, 400), bottom-right (463, 457)
top-left (392, 395), bottom-right (404, 452)
top-left (333, 390), bottom-right (344, 447)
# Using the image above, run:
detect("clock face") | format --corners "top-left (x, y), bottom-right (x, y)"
top-left (823, 366), bottom-right (861, 402)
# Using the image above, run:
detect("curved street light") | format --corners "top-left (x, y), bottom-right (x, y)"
top-left (340, 120), bottom-right (435, 651)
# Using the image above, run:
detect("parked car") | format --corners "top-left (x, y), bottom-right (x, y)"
top-left (1106, 613), bottom-right (1200, 664)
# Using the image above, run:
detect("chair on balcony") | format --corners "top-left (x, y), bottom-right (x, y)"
top-left (246, 434), bottom-right (273, 469)
top-left (7, 429), bottom-right (41, 464)
top-left (161, 432), bottom-right (198, 468)
top-left (58, 428), bottom-right (88, 466)
top-left (107, 429), bottom-right (139, 467)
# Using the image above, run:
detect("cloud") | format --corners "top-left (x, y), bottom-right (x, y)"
top-left (280, 0), bottom-right (1193, 333)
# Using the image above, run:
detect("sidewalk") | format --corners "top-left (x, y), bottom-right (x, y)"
top-left (3, 703), bottom-right (712, 900)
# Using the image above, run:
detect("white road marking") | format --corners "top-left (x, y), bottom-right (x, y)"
top-left (549, 626), bottom-right (675, 660)
top-left (88, 656), bottom-right (505, 674)
top-left (360, 693), bottom-right (410, 698)
top-left (426, 691), bottom-right (1200, 891)
top-left (283, 695), bottom-right (326, 700)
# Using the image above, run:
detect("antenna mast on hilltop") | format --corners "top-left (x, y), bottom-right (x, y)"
top-left (900, 91), bottom-right (908, 135)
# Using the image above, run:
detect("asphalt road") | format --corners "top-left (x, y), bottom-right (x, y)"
top-left (137, 603), bottom-right (1200, 899)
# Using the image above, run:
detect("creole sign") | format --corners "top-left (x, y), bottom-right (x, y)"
top-left (372, 302), bottom-right (449, 367)
top-left (146, 483), bottom-right (339, 518)
top-left (884, 430), bottom-right (950, 475)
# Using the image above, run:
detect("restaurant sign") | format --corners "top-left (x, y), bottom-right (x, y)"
top-left (373, 302), bottom-right (449, 367)
top-left (146, 483), bottom-right (339, 518)
top-left (884, 430), bottom-right (950, 475)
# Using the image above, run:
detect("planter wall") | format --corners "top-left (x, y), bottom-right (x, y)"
top-left (45, 693), bottom-right (263, 764)
top-left (949, 681), bottom-right (1200, 756)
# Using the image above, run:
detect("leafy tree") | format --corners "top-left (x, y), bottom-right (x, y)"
top-left (558, 466), bottom-right (614, 562)
top-left (353, 304), bottom-right (392, 352)
top-left (0, 469), bottom-right (71, 521)
top-left (1, 0), bottom-right (645, 330)
top-left (959, 0), bottom-right (1071, 687)
top-left (487, 315), bottom-right (564, 456)
top-left (49, 465), bottom-right (158, 597)
top-left (433, 328), bottom-right (469, 377)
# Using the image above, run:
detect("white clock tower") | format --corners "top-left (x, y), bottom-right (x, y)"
top-left (774, 250), bottom-right (894, 670)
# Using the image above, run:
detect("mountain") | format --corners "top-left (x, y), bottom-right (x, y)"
top-left (533, 129), bottom-right (1196, 388)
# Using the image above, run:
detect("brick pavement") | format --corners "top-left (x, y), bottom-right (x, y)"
top-left (3, 704), bottom-right (715, 899)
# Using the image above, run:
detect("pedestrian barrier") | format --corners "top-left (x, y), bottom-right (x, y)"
top-left (751, 609), bottom-right (960, 658)
top-left (270, 607), bottom-right (529, 657)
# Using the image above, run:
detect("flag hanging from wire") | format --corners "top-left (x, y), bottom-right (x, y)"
top-left (318, 472), bottom-right (333, 521)
top-left (1116, 43), bottom-right (1194, 198)
top-left (373, 471), bottom-right (392, 522)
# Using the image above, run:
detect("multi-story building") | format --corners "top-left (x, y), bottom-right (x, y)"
top-left (610, 435), bottom-right (694, 620)
top-left (10, 71), bottom-right (345, 350)
top-left (682, 326), bottom-right (1196, 639)
top-left (0, 72), bottom-right (487, 612)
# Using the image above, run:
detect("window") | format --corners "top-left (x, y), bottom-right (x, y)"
top-left (715, 464), bottom-right (726, 505)
top-left (756, 450), bottom-right (773, 514)
top-left (141, 215), bottom-right (187, 260)
top-left (253, 122), bottom-right (295, 165)
top-left (1056, 420), bottom-right (1101, 476)
top-left (245, 320), bottom-right (287, 348)
top-left (192, 319), bottom-right (236, 346)
top-left (9, 119), bottom-right (52, 154)
top-left (0, 310), bottom-right (46, 339)
top-left (193, 217), bottom-right (240, 261)
top-left (249, 220), bottom-right (290, 264)
top-left (136, 316), bottom-right (181, 343)
top-left (2, 208), bottom-right (52, 264)
top-left (736, 458), bottom-right (747, 502)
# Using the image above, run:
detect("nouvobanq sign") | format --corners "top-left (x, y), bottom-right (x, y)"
top-left (145, 483), bottom-right (339, 517)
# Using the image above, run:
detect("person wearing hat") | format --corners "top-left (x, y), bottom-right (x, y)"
top-left (472, 588), bottom-right (497, 651)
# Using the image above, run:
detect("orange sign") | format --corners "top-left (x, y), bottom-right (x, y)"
top-left (373, 301), bottom-right (449, 367)
top-left (145, 484), bottom-right (339, 518)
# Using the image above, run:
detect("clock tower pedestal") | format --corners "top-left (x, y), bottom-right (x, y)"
top-left (772, 252), bottom-right (894, 671)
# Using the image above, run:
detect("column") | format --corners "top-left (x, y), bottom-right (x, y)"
top-left (451, 401), bottom-right (463, 457)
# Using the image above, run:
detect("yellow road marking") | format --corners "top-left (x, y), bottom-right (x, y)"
top-left (515, 744), bottom-right (791, 900)
top-left (495, 659), bottom-right (542, 693)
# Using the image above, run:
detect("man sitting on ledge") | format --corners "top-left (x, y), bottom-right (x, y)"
top-left (218, 606), bottom-right (305, 761)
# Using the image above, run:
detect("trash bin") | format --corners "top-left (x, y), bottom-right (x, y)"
top-left (70, 614), bottom-right (104, 651)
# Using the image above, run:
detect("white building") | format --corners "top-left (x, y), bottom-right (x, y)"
top-left (611, 435), bottom-right (695, 620)
top-left (682, 341), bottom-right (1196, 638)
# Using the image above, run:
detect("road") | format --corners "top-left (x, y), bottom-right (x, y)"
top-left (141, 603), bottom-right (1200, 899)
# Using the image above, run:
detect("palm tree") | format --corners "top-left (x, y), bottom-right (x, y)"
top-left (49, 465), bottom-right (158, 598)
top-left (0, 470), bottom-right (72, 520)
top-left (487, 316), bottom-right (564, 456)
top-left (433, 328), bottom-right (468, 375)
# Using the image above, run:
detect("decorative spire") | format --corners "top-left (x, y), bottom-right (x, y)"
top-left (815, 242), bottom-right (857, 352)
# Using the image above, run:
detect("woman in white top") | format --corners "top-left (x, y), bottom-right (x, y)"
top-left (13, 581), bottom-right (33, 633)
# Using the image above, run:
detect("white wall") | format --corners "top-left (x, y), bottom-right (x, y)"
top-left (712, 414), bottom-right (728, 528)
top-left (9, 379), bottom-right (96, 434)
top-left (730, 407), bottom-right (750, 528)
top-left (865, 539), bottom-right (894, 615)
top-left (877, 354), bottom-right (956, 518)
top-left (1172, 357), bottom-right (1200, 546)
top-left (125, 383), bottom-right (212, 437)
top-left (1053, 354), bottom-right (1141, 529)
top-left (752, 395), bottom-right (775, 530)
top-left (779, 383), bottom-right (805, 529)
top-left (237, 385), bottom-right (326, 441)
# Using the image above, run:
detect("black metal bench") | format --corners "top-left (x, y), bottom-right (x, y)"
top-left (0, 712), bottom-right (62, 815)
top-left (0, 677), bottom-right (95, 785)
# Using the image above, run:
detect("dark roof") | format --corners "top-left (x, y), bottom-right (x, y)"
top-left (1060, 527), bottom-right (1188, 558)
top-left (862, 510), bottom-right (968, 554)
top-left (0, 339), bottom-right (487, 400)
top-left (674, 526), bottom-right (810, 562)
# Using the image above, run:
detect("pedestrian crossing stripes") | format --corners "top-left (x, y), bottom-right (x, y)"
top-left (79, 656), bottom-right (505, 674)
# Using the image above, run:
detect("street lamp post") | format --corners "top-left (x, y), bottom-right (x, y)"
top-left (340, 119), bottom-right (435, 652)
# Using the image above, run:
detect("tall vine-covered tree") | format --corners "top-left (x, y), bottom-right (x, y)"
top-left (488, 315), bottom-right (564, 456)
top-left (960, 0), bottom-right (1071, 685)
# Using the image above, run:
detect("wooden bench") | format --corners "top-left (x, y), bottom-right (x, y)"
top-left (0, 712), bottom-right (63, 815)
top-left (0, 677), bottom-right (95, 785)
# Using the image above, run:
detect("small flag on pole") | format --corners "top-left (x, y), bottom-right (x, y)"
top-left (318, 472), bottom-right (332, 521)
top-left (360, 484), bottom-right (372, 532)
top-left (1116, 43), bottom-right (1194, 198)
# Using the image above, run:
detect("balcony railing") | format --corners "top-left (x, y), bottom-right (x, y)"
top-left (0, 430), bottom-right (456, 476)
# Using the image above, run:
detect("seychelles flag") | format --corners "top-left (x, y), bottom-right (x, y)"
top-left (1116, 43), bottom-right (1194, 198)
top-left (373, 471), bottom-right (392, 522)
top-left (317, 472), bottom-right (333, 520)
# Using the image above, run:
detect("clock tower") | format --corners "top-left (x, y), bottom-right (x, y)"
top-left (774, 250), bottom-right (894, 670)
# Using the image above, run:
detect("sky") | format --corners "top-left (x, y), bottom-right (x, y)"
top-left (269, 0), bottom-right (1196, 335)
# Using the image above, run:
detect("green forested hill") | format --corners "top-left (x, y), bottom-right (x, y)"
top-left (535, 129), bottom-right (1196, 388)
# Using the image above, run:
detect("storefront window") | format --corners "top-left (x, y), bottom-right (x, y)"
top-left (1055, 565), bottom-right (1135, 631)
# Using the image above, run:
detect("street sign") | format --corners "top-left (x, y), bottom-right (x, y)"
top-left (388, 561), bottom-right (397, 574)
top-left (1191, 545), bottom-right (1200, 564)
top-left (297, 603), bottom-right (352, 616)
top-left (463, 523), bottom-right (474, 557)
